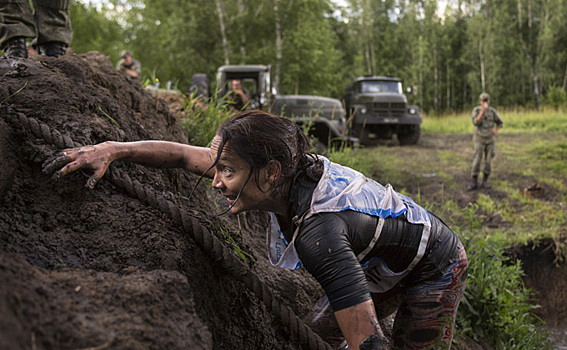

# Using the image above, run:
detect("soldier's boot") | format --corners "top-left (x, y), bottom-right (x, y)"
top-left (481, 173), bottom-right (491, 189)
top-left (38, 42), bottom-right (67, 57)
top-left (2, 37), bottom-right (28, 59)
top-left (467, 175), bottom-right (478, 191)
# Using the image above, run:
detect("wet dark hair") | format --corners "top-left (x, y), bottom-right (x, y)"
top-left (191, 110), bottom-right (319, 215)
top-left (214, 110), bottom-right (313, 192)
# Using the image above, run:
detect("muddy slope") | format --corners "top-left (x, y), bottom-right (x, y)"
top-left (0, 52), bottom-right (322, 350)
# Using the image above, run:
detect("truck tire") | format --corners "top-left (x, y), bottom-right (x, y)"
top-left (397, 125), bottom-right (421, 145)
top-left (353, 125), bottom-right (377, 146)
top-left (190, 73), bottom-right (210, 100)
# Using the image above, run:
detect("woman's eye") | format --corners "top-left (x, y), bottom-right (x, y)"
top-left (223, 168), bottom-right (233, 175)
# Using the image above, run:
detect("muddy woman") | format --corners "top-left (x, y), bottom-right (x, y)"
top-left (43, 110), bottom-right (468, 350)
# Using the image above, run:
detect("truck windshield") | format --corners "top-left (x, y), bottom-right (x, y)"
top-left (359, 81), bottom-right (401, 93)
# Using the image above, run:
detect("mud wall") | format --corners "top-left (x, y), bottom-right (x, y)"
top-left (0, 53), bottom-right (321, 350)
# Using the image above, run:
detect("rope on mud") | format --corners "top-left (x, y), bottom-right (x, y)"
top-left (3, 109), bottom-right (333, 350)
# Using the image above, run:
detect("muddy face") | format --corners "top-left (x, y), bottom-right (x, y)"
top-left (209, 135), bottom-right (275, 214)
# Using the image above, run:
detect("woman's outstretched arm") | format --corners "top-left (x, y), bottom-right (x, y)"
top-left (42, 140), bottom-right (214, 189)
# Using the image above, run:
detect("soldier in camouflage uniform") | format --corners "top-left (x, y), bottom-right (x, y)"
top-left (116, 50), bottom-right (141, 80)
top-left (0, 0), bottom-right (72, 59)
top-left (467, 92), bottom-right (503, 191)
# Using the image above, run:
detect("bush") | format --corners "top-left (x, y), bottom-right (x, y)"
top-left (544, 86), bottom-right (567, 110)
top-left (178, 90), bottom-right (234, 147)
top-left (456, 236), bottom-right (551, 349)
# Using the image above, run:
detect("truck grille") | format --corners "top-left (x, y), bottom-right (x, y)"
top-left (372, 102), bottom-right (406, 117)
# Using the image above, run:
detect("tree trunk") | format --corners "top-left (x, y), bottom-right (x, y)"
top-left (447, 62), bottom-right (450, 111)
top-left (518, 0), bottom-right (542, 109)
top-left (363, 0), bottom-right (373, 75)
top-left (563, 61), bottom-right (567, 91)
top-left (237, 0), bottom-right (247, 63)
top-left (518, 0), bottom-right (526, 105)
top-left (273, 0), bottom-right (282, 93)
top-left (419, 37), bottom-right (424, 109)
top-left (216, 0), bottom-right (230, 65)
top-left (479, 35), bottom-right (485, 93)
top-left (433, 48), bottom-right (440, 114)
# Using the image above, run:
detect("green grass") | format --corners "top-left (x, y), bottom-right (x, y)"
top-left (178, 90), bottom-right (234, 147)
top-left (422, 109), bottom-right (567, 134)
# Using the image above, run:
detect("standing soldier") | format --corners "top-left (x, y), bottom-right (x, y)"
top-left (467, 92), bottom-right (503, 191)
top-left (0, 0), bottom-right (72, 59)
top-left (116, 50), bottom-right (141, 80)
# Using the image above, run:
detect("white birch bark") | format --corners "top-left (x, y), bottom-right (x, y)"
top-left (216, 0), bottom-right (230, 65)
top-left (273, 0), bottom-right (282, 92)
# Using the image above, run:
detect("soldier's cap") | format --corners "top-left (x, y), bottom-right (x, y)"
top-left (479, 92), bottom-right (490, 101)
top-left (120, 50), bottom-right (132, 58)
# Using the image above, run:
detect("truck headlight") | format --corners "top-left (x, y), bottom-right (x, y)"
top-left (359, 106), bottom-right (367, 115)
top-left (408, 108), bottom-right (416, 114)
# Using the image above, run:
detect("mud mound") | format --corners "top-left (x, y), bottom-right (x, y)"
top-left (0, 52), bottom-right (321, 349)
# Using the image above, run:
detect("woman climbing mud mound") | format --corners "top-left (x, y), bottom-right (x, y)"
top-left (1, 53), bottom-right (321, 349)
top-left (44, 110), bottom-right (469, 350)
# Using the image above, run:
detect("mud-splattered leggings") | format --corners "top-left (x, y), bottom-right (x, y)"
top-left (305, 245), bottom-right (468, 350)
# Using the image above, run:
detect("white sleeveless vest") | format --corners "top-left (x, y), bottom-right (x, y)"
top-left (267, 156), bottom-right (431, 292)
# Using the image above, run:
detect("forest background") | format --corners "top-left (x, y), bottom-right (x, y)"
top-left (72, 0), bottom-right (567, 115)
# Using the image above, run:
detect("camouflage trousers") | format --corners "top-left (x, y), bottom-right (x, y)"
top-left (303, 245), bottom-right (468, 349)
top-left (0, 0), bottom-right (72, 48)
top-left (471, 134), bottom-right (496, 177)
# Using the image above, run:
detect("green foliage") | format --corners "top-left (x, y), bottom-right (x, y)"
top-left (544, 86), bottom-right (567, 110)
top-left (178, 90), bottom-right (233, 147)
top-left (457, 235), bottom-right (551, 349)
top-left (327, 145), bottom-right (371, 176)
top-left (70, 2), bottom-right (125, 63)
top-left (70, 0), bottom-right (567, 113)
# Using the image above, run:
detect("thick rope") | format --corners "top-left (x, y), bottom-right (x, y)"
top-left (2, 108), bottom-right (333, 350)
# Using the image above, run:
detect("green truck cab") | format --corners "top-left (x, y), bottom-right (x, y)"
top-left (215, 65), bottom-right (357, 149)
top-left (343, 76), bottom-right (422, 145)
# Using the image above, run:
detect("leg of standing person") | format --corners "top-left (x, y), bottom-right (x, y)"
top-left (390, 246), bottom-right (468, 350)
top-left (33, 0), bottom-right (72, 57)
top-left (481, 141), bottom-right (495, 189)
top-left (0, 0), bottom-right (36, 58)
top-left (468, 134), bottom-right (483, 190)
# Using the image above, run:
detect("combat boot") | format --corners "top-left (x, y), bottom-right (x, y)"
top-left (2, 37), bottom-right (27, 59)
top-left (481, 173), bottom-right (491, 189)
top-left (467, 175), bottom-right (478, 191)
top-left (38, 41), bottom-right (67, 57)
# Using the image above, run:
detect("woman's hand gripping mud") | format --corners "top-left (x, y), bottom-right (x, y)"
top-left (42, 144), bottom-right (114, 189)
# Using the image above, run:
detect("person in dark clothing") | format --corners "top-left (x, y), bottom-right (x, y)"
top-left (0, 0), bottom-right (72, 58)
top-left (116, 50), bottom-right (141, 80)
top-left (467, 92), bottom-right (503, 190)
top-left (43, 110), bottom-right (468, 350)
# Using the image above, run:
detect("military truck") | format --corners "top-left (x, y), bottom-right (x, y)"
top-left (211, 65), bottom-right (357, 150)
top-left (342, 76), bottom-right (422, 146)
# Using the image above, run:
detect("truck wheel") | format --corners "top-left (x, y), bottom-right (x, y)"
top-left (190, 73), bottom-right (210, 100)
top-left (397, 125), bottom-right (421, 145)
top-left (353, 125), bottom-right (381, 146)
